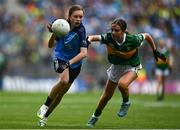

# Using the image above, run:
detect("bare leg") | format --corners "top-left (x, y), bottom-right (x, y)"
top-left (96, 79), bottom-right (117, 113)
top-left (117, 71), bottom-right (137, 117)
top-left (161, 76), bottom-right (166, 100)
top-left (45, 83), bottom-right (71, 117)
top-left (118, 71), bottom-right (137, 102)
top-left (87, 78), bottom-right (117, 127)
top-left (45, 69), bottom-right (70, 117)
top-left (156, 74), bottom-right (163, 101)
top-left (48, 69), bottom-right (69, 99)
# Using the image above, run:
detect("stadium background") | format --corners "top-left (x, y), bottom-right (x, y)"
top-left (0, 0), bottom-right (179, 93)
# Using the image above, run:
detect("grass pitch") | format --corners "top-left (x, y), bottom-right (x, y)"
top-left (0, 91), bottom-right (180, 129)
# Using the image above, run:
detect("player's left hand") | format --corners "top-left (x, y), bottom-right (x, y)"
top-left (54, 59), bottom-right (70, 73)
top-left (153, 50), bottom-right (167, 62)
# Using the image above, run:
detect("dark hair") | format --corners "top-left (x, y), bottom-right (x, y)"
top-left (68, 5), bottom-right (84, 18)
top-left (111, 18), bottom-right (127, 32)
top-left (67, 5), bottom-right (84, 24)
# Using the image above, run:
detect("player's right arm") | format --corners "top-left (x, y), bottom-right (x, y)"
top-left (48, 34), bottom-right (55, 48)
top-left (87, 35), bottom-right (101, 42)
top-left (46, 23), bottom-right (55, 48)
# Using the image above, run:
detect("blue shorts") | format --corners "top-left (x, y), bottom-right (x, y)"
top-left (68, 65), bottom-right (81, 83)
top-left (53, 57), bottom-right (81, 83)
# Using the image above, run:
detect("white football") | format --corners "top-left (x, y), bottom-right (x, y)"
top-left (51, 19), bottom-right (70, 37)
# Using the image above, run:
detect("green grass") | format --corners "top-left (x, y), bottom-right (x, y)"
top-left (0, 91), bottom-right (180, 129)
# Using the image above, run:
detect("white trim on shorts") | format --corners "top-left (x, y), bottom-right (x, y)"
top-left (107, 64), bottom-right (142, 83)
top-left (155, 68), bottom-right (169, 76)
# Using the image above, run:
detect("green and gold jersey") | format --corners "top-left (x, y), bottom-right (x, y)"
top-left (101, 32), bottom-right (144, 66)
top-left (156, 47), bottom-right (170, 70)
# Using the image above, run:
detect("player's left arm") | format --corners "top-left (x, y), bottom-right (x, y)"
top-left (168, 54), bottom-right (174, 67)
top-left (57, 47), bottom-right (87, 72)
top-left (143, 33), bottom-right (156, 51)
top-left (69, 47), bottom-right (87, 65)
top-left (143, 33), bottom-right (166, 62)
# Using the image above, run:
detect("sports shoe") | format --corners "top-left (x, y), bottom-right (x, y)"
top-left (118, 101), bottom-right (131, 117)
top-left (37, 104), bottom-right (49, 119)
top-left (87, 115), bottom-right (98, 127)
top-left (38, 117), bottom-right (48, 127)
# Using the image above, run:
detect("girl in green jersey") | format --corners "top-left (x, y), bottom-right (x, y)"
top-left (86, 18), bottom-right (166, 127)
top-left (155, 39), bottom-right (173, 101)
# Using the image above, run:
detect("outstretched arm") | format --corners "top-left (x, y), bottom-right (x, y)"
top-left (87, 35), bottom-right (101, 42)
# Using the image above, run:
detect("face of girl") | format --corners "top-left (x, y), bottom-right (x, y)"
top-left (111, 23), bottom-right (124, 42)
top-left (159, 39), bottom-right (166, 48)
top-left (69, 10), bottom-right (84, 28)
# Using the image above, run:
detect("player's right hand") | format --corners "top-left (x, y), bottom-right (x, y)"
top-left (47, 24), bottom-right (53, 33)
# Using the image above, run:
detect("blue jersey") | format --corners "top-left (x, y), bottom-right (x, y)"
top-left (53, 23), bottom-right (87, 69)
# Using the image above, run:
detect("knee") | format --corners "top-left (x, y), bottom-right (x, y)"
top-left (59, 78), bottom-right (69, 86)
top-left (56, 80), bottom-right (70, 95)
top-left (118, 81), bottom-right (128, 89)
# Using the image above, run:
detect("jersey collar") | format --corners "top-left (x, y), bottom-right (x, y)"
top-left (116, 33), bottom-right (126, 46)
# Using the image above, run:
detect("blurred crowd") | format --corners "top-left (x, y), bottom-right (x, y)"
top-left (0, 0), bottom-right (179, 89)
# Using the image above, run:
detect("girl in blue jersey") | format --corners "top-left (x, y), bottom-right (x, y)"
top-left (37, 5), bottom-right (88, 127)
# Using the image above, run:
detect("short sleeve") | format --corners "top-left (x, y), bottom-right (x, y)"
top-left (78, 26), bottom-right (88, 48)
top-left (134, 34), bottom-right (145, 46)
top-left (101, 33), bottom-right (108, 44)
